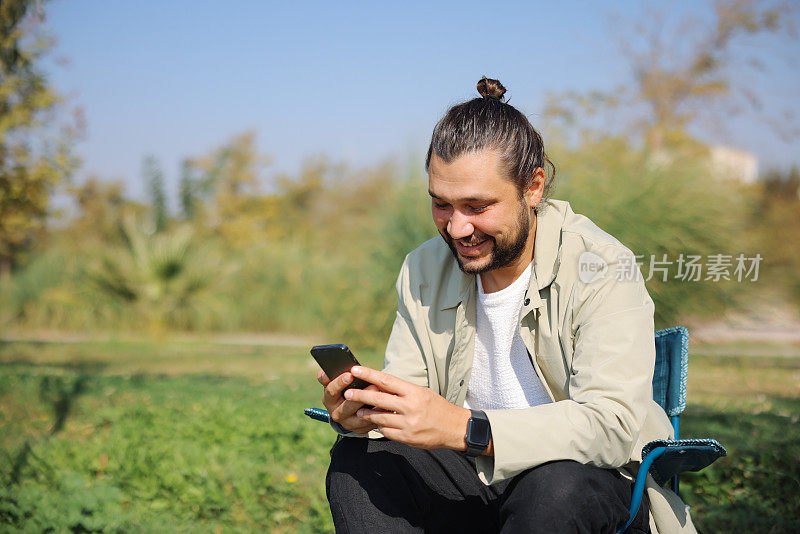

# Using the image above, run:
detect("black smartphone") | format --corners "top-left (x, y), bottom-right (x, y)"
top-left (310, 344), bottom-right (371, 392)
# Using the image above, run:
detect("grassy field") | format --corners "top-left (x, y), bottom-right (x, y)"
top-left (1, 337), bottom-right (798, 533)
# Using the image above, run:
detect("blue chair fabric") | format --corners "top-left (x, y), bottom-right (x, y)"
top-left (652, 326), bottom-right (688, 417)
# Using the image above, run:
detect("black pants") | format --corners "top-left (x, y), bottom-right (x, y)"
top-left (326, 437), bottom-right (650, 534)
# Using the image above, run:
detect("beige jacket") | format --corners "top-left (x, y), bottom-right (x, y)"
top-left (346, 199), bottom-right (695, 533)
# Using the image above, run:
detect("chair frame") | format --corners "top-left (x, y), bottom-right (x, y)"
top-left (617, 326), bottom-right (726, 533)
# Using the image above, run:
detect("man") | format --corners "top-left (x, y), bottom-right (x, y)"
top-left (318, 78), bottom-right (695, 533)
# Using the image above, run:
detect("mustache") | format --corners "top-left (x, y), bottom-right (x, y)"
top-left (439, 231), bottom-right (495, 254)
top-left (441, 231), bottom-right (491, 245)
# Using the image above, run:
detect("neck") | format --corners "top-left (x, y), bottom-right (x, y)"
top-left (480, 212), bottom-right (537, 293)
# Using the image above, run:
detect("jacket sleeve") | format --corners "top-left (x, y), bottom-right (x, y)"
top-left (382, 255), bottom-right (431, 388)
top-left (331, 255), bottom-right (429, 437)
top-left (476, 248), bottom-right (656, 484)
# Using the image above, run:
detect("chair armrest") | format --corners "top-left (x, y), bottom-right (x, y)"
top-left (305, 407), bottom-right (360, 436)
top-left (304, 407), bottom-right (331, 422)
top-left (618, 438), bottom-right (727, 533)
top-left (642, 438), bottom-right (727, 486)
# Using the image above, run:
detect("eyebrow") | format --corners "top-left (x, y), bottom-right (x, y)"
top-left (428, 190), bottom-right (492, 203)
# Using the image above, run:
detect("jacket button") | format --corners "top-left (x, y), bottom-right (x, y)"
top-left (459, 379), bottom-right (464, 386)
top-left (524, 298), bottom-right (531, 306)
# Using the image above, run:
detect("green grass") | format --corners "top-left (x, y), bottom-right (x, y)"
top-left (0, 339), bottom-right (798, 532)
top-left (680, 354), bottom-right (800, 533)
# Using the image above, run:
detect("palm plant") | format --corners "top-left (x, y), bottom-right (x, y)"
top-left (83, 213), bottom-right (223, 335)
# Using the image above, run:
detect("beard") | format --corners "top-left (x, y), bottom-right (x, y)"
top-left (441, 201), bottom-right (532, 275)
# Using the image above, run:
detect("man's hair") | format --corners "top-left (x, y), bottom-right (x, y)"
top-left (425, 77), bottom-right (556, 207)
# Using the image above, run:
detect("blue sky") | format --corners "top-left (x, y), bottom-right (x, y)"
top-left (43, 1), bottom-right (800, 203)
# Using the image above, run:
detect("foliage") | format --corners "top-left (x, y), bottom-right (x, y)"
top-left (182, 130), bottom-right (274, 248)
top-left (749, 166), bottom-right (800, 310)
top-left (1, 131), bottom-right (788, 345)
top-left (144, 155), bottom-right (168, 233)
top-left (64, 177), bottom-right (130, 245)
top-left (2, 1), bottom-right (795, 348)
top-left (544, 0), bottom-right (797, 151)
top-left (197, 156), bottom-right (434, 347)
top-left (81, 212), bottom-right (229, 335)
top-left (179, 159), bottom-right (196, 221)
top-left (550, 136), bottom-right (751, 327)
top-left (0, 243), bottom-right (91, 328)
top-left (0, 0), bottom-right (80, 279)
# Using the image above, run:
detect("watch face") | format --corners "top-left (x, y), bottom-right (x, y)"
top-left (468, 417), bottom-right (491, 446)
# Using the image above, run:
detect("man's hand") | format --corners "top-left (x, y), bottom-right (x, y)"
top-left (343, 366), bottom-right (474, 451)
top-left (318, 369), bottom-right (380, 434)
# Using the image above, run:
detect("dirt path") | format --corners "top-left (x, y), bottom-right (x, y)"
top-left (0, 329), bottom-right (320, 348)
top-left (4, 310), bottom-right (800, 358)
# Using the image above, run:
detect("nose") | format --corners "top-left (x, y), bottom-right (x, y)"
top-left (446, 211), bottom-right (474, 240)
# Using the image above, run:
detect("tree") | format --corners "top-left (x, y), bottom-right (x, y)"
top-left (178, 159), bottom-right (196, 221)
top-left (185, 130), bottom-right (275, 246)
top-left (754, 166), bottom-right (800, 309)
top-left (545, 0), bottom-right (797, 152)
top-left (0, 0), bottom-right (80, 279)
top-left (540, 1), bottom-right (799, 324)
top-left (65, 176), bottom-right (125, 244)
top-left (143, 155), bottom-right (167, 233)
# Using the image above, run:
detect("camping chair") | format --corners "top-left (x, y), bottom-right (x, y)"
top-left (616, 326), bottom-right (726, 533)
top-left (304, 326), bottom-right (727, 533)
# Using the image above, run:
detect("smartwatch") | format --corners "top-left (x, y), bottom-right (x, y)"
top-left (464, 409), bottom-right (491, 457)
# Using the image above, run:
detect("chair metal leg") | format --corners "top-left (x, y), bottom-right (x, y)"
top-left (670, 415), bottom-right (681, 497)
top-left (617, 446), bottom-right (666, 534)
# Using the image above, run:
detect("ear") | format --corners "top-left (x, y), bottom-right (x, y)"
top-left (523, 167), bottom-right (546, 209)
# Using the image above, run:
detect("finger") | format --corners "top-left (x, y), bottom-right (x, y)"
top-left (335, 383), bottom-right (389, 417)
top-left (357, 409), bottom-right (403, 429)
top-left (317, 369), bottom-right (330, 386)
top-left (333, 391), bottom-right (393, 425)
top-left (351, 367), bottom-right (414, 396)
top-left (344, 388), bottom-right (404, 413)
top-left (376, 426), bottom-right (402, 441)
top-left (337, 397), bottom-right (367, 418)
top-left (331, 410), bottom-right (374, 432)
top-left (340, 418), bottom-right (379, 435)
top-left (324, 372), bottom-right (353, 399)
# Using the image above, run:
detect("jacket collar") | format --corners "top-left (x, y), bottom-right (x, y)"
top-left (439, 199), bottom-right (569, 311)
top-left (532, 199), bottom-right (567, 291)
top-left (440, 266), bottom-right (473, 311)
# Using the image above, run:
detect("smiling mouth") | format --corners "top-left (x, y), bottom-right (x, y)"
top-left (454, 238), bottom-right (490, 257)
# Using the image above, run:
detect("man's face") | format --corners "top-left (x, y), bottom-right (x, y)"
top-left (428, 149), bottom-right (536, 275)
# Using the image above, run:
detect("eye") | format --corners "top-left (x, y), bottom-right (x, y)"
top-left (469, 204), bottom-right (488, 213)
top-left (432, 200), bottom-right (449, 209)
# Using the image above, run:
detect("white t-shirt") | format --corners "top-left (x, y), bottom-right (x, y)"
top-left (464, 262), bottom-right (552, 410)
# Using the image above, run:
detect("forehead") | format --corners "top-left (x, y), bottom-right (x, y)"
top-left (428, 149), bottom-right (516, 200)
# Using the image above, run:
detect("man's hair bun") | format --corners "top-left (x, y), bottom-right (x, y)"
top-left (476, 77), bottom-right (506, 101)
